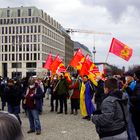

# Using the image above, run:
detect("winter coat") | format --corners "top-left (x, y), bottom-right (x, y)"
top-left (55, 78), bottom-right (69, 96)
top-left (5, 85), bottom-right (22, 106)
top-left (92, 90), bottom-right (129, 138)
top-left (25, 86), bottom-right (43, 111)
top-left (69, 80), bottom-right (80, 99)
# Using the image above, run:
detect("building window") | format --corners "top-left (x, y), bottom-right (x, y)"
top-left (23, 26), bottom-right (26, 33)
top-left (34, 35), bottom-right (37, 42)
top-left (18, 18), bottom-right (20, 24)
top-left (27, 26), bottom-right (29, 33)
top-left (2, 27), bottom-right (4, 34)
top-left (19, 54), bottom-right (22, 61)
top-left (12, 63), bottom-right (22, 68)
top-left (34, 53), bottom-right (37, 60)
top-left (36, 17), bottom-right (38, 23)
top-left (9, 45), bottom-right (11, 52)
top-left (29, 18), bottom-right (31, 23)
top-left (13, 27), bottom-right (15, 34)
top-left (5, 36), bottom-right (7, 43)
top-left (2, 37), bottom-right (4, 43)
top-left (9, 27), bottom-right (11, 34)
top-left (38, 25), bottom-right (40, 33)
top-left (0, 19), bottom-right (2, 24)
top-left (25, 18), bottom-right (27, 23)
top-left (21, 18), bottom-right (24, 23)
top-left (11, 19), bottom-right (13, 24)
top-left (34, 26), bottom-right (37, 33)
top-left (26, 35), bottom-right (29, 42)
top-left (26, 44), bottom-right (29, 51)
top-left (7, 19), bottom-right (10, 24)
top-left (38, 53), bottom-right (40, 60)
top-left (26, 62), bottom-right (36, 68)
top-left (17, 9), bottom-right (21, 17)
top-left (12, 54), bottom-right (15, 61)
top-left (32, 17), bottom-right (35, 23)
top-left (19, 44), bottom-right (22, 51)
top-left (31, 26), bottom-right (33, 33)
top-left (5, 54), bottom-right (7, 61)
top-left (26, 54), bottom-right (29, 60)
top-left (20, 26), bottom-right (22, 33)
top-left (23, 53), bottom-right (25, 60)
top-left (4, 19), bottom-right (6, 24)
top-left (34, 44), bottom-right (37, 51)
top-left (14, 18), bottom-right (17, 24)
top-left (16, 26), bottom-right (18, 34)
top-left (5, 27), bottom-right (8, 34)
top-left (5, 45), bottom-right (8, 52)
top-left (28, 9), bottom-right (32, 16)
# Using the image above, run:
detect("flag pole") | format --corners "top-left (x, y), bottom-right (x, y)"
top-left (65, 64), bottom-right (70, 72)
top-left (105, 52), bottom-right (110, 63)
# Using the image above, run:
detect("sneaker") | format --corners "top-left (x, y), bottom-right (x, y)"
top-left (27, 130), bottom-right (35, 133)
top-left (36, 130), bottom-right (41, 135)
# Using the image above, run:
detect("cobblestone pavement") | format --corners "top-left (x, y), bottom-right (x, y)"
top-left (21, 99), bottom-right (99, 140)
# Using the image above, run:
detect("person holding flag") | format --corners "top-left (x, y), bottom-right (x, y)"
top-left (80, 75), bottom-right (95, 120)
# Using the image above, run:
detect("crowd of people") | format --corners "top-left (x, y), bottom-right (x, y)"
top-left (0, 70), bottom-right (140, 140)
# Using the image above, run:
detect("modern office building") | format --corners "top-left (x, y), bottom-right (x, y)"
top-left (62, 28), bottom-right (74, 67)
top-left (0, 6), bottom-right (66, 78)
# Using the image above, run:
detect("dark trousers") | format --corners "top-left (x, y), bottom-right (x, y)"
top-left (71, 98), bottom-right (80, 110)
top-left (50, 94), bottom-right (58, 112)
top-left (131, 109), bottom-right (140, 139)
top-left (58, 94), bottom-right (67, 113)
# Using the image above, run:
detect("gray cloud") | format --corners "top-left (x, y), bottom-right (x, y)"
top-left (0, 0), bottom-right (38, 8)
top-left (80, 0), bottom-right (140, 21)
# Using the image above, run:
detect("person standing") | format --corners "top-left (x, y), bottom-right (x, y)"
top-left (124, 70), bottom-right (140, 139)
top-left (95, 76), bottom-right (106, 111)
top-left (80, 75), bottom-right (95, 120)
top-left (24, 81), bottom-right (43, 135)
top-left (92, 78), bottom-right (129, 140)
top-left (69, 74), bottom-right (80, 115)
top-left (4, 79), bottom-right (22, 124)
top-left (50, 75), bottom-right (59, 112)
top-left (55, 72), bottom-right (69, 114)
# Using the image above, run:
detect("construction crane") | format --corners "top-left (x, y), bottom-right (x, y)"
top-left (65, 28), bottom-right (112, 62)
top-left (65, 28), bottom-right (112, 35)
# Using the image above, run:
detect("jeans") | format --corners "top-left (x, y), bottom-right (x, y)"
top-left (8, 104), bottom-right (22, 124)
top-left (26, 109), bottom-right (41, 131)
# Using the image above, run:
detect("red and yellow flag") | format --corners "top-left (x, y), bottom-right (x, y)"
top-left (79, 55), bottom-right (93, 76)
top-left (69, 48), bottom-right (84, 68)
top-left (43, 52), bottom-right (53, 70)
top-left (50, 55), bottom-right (62, 73)
top-left (56, 63), bottom-right (66, 73)
top-left (109, 38), bottom-right (133, 61)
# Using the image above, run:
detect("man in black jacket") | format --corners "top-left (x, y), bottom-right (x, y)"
top-left (4, 79), bottom-right (22, 124)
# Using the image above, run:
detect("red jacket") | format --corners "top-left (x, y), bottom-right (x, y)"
top-left (69, 81), bottom-right (80, 99)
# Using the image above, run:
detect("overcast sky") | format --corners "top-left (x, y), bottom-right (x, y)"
top-left (1, 0), bottom-right (140, 69)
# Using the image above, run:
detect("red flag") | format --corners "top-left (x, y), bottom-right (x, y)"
top-left (43, 53), bottom-right (53, 70)
top-left (50, 55), bottom-right (62, 73)
top-left (79, 55), bottom-right (93, 76)
top-left (109, 38), bottom-right (133, 61)
top-left (70, 48), bottom-right (84, 68)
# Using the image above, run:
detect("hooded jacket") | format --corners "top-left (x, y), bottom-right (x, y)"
top-left (92, 90), bottom-right (129, 138)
